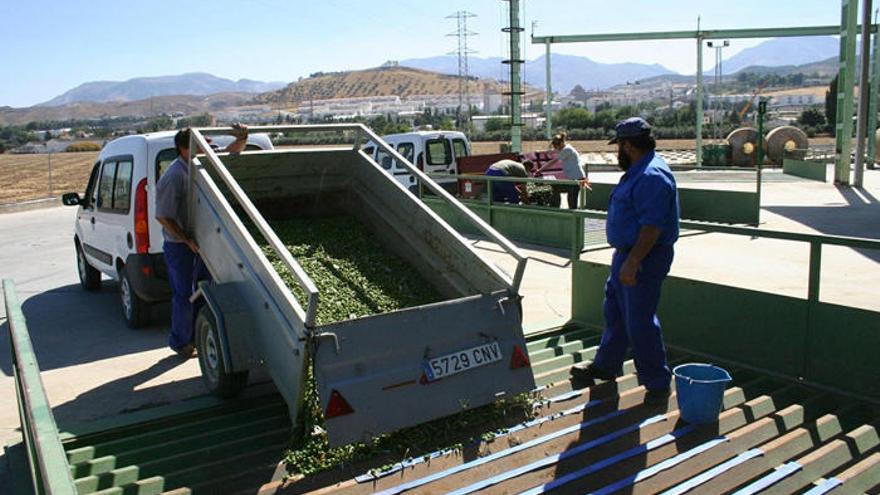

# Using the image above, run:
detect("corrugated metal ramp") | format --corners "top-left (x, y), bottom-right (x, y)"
top-left (53, 326), bottom-right (880, 495)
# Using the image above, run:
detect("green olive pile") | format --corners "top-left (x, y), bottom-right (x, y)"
top-left (286, 364), bottom-right (534, 477)
top-left (526, 183), bottom-right (558, 207)
top-left (256, 215), bottom-right (443, 326)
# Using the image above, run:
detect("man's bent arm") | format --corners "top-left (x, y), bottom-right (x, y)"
top-left (156, 217), bottom-right (198, 252)
top-left (626, 225), bottom-right (662, 264)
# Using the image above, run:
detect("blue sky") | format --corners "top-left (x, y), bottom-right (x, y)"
top-left (0, 0), bottom-right (840, 107)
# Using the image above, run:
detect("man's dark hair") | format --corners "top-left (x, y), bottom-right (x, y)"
top-left (174, 128), bottom-right (191, 155)
top-left (623, 134), bottom-right (656, 152)
top-left (522, 159), bottom-right (534, 171)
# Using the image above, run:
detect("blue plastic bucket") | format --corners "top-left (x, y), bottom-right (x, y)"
top-left (673, 363), bottom-right (732, 424)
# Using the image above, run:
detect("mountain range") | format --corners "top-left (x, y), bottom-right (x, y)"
top-left (712, 36), bottom-right (839, 75)
top-left (402, 36), bottom-right (840, 94)
top-left (40, 73), bottom-right (286, 107)
top-left (400, 54), bottom-right (676, 94)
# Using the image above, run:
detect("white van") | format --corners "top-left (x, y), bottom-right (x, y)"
top-left (362, 130), bottom-right (470, 192)
top-left (62, 131), bottom-right (273, 328)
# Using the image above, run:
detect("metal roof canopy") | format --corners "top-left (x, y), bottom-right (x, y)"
top-left (532, 18), bottom-right (878, 178)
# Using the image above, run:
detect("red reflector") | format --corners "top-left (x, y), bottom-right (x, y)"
top-left (141, 266), bottom-right (153, 277)
top-left (324, 389), bottom-right (354, 419)
top-left (510, 345), bottom-right (531, 370)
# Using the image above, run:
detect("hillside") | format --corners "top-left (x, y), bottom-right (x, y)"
top-left (633, 56), bottom-right (837, 88)
top-left (0, 93), bottom-right (253, 127)
top-left (41, 73), bottom-right (286, 107)
top-left (400, 54), bottom-right (675, 93)
top-left (257, 66), bottom-right (540, 105)
top-left (717, 36), bottom-right (839, 74)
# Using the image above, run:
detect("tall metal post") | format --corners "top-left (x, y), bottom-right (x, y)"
top-left (855, 0), bottom-right (873, 186)
top-left (504, 0), bottom-right (524, 153)
top-left (695, 20), bottom-right (704, 167)
top-left (545, 40), bottom-right (553, 139)
top-left (835, 0), bottom-right (859, 185)
top-left (867, 12), bottom-right (880, 169)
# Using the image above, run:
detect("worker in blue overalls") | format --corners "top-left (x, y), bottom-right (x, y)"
top-left (570, 117), bottom-right (680, 405)
top-left (485, 159), bottom-right (533, 204)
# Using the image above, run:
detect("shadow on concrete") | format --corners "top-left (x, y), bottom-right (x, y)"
top-left (0, 282), bottom-right (171, 377)
top-left (764, 193), bottom-right (880, 263)
top-left (835, 184), bottom-right (879, 205)
top-left (50, 354), bottom-right (203, 429)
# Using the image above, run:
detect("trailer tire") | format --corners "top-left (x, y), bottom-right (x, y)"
top-left (119, 265), bottom-right (150, 328)
top-left (196, 306), bottom-right (248, 398)
top-left (76, 241), bottom-right (101, 291)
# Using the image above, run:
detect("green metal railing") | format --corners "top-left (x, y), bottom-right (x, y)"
top-left (572, 210), bottom-right (880, 305)
top-left (3, 279), bottom-right (77, 494)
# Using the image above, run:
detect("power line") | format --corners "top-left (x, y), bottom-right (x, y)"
top-left (447, 10), bottom-right (478, 127)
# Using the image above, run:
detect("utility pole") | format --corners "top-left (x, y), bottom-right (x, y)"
top-left (447, 11), bottom-right (478, 130)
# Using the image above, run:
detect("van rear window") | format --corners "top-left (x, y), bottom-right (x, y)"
top-left (452, 138), bottom-right (468, 158)
top-left (156, 148), bottom-right (178, 180)
top-left (426, 139), bottom-right (451, 166)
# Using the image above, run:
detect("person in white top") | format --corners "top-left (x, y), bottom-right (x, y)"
top-left (536, 132), bottom-right (590, 209)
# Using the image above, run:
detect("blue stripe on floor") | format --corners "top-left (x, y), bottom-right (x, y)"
top-left (731, 461), bottom-right (802, 495)
top-left (659, 448), bottom-right (764, 495)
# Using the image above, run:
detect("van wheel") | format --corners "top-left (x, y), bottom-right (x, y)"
top-left (119, 265), bottom-right (150, 328)
top-left (76, 242), bottom-right (101, 291)
top-left (196, 306), bottom-right (248, 398)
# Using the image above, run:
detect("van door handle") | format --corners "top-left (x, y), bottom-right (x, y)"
top-left (91, 217), bottom-right (95, 225)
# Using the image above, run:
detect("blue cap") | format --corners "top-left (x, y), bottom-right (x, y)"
top-left (608, 117), bottom-right (652, 144)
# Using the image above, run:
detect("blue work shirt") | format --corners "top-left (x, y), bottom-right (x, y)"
top-left (606, 151), bottom-right (680, 249)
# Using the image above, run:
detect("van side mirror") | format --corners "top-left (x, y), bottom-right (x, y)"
top-left (62, 192), bottom-right (81, 206)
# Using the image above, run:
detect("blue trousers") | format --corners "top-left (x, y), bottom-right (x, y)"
top-left (486, 168), bottom-right (520, 203)
top-left (592, 245), bottom-right (674, 391)
top-left (163, 241), bottom-right (210, 351)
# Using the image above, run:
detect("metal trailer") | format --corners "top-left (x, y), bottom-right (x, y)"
top-left (183, 124), bottom-right (535, 447)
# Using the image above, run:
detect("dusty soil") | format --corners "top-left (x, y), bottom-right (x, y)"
top-left (0, 151), bottom-right (98, 204)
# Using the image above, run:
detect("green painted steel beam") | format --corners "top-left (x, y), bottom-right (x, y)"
top-left (836, 0), bottom-right (860, 185)
top-left (531, 24), bottom-right (877, 44)
top-left (696, 31), bottom-right (704, 167)
top-left (3, 279), bottom-right (78, 494)
top-left (867, 11), bottom-right (880, 169)
top-left (506, 0), bottom-right (523, 153)
top-left (545, 40), bottom-right (553, 140)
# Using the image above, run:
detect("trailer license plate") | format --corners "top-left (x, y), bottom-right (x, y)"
top-left (424, 342), bottom-right (502, 381)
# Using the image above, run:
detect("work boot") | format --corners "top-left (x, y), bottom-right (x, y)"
top-left (175, 343), bottom-right (196, 359)
top-left (569, 363), bottom-right (616, 383)
top-left (644, 388), bottom-right (671, 406)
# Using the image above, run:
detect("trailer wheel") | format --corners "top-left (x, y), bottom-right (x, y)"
top-left (76, 241), bottom-right (101, 291)
top-left (119, 265), bottom-right (150, 328)
top-left (196, 306), bottom-right (248, 398)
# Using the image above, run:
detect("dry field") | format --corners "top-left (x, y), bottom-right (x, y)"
top-left (0, 136), bottom-right (838, 206)
top-left (0, 152), bottom-right (97, 204)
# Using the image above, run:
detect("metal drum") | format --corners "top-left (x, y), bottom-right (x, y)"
top-left (727, 127), bottom-right (760, 167)
top-left (766, 126), bottom-right (809, 165)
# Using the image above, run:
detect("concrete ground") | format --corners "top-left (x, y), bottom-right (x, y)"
top-left (583, 165), bottom-right (880, 311)
top-left (1, 164), bottom-right (878, 490)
